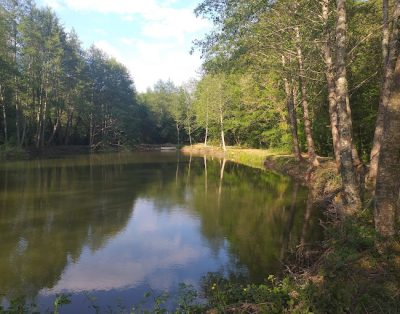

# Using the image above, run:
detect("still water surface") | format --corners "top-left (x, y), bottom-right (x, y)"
top-left (0, 152), bottom-right (317, 312)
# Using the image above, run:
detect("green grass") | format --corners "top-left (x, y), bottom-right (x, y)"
top-left (181, 144), bottom-right (291, 170)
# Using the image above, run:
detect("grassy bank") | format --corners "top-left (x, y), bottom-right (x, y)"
top-left (181, 144), bottom-right (292, 171)
top-left (182, 144), bottom-right (339, 190)
top-left (182, 144), bottom-right (400, 313)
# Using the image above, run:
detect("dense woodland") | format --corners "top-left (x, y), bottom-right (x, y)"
top-left (146, 0), bottom-right (400, 241)
top-left (0, 0), bottom-right (147, 149)
top-left (0, 0), bottom-right (399, 239)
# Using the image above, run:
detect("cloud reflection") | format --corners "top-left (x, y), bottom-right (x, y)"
top-left (41, 199), bottom-right (208, 294)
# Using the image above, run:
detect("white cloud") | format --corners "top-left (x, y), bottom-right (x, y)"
top-left (42, 0), bottom-right (63, 9)
top-left (126, 42), bottom-right (203, 91)
top-left (94, 40), bottom-right (122, 60)
top-left (41, 0), bottom-right (212, 91)
top-left (119, 37), bottom-right (138, 46)
top-left (122, 15), bottom-right (135, 22)
top-left (56, 0), bottom-right (173, 16)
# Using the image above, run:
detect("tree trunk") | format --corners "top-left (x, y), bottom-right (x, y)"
top-left (21, 117), bottom-right (26, 147)
top-left (36, 83), bottom-right (43, 148)
top-left (346, 96), bottom-right (362, 167)
top-left (188, 125), bottom-right (192, 146)
top-left (204, 105), bottom-right (209, 146)
top-left (176, 123), bottom-right (180, 145)
top-left (47, 110), bottom-right (61, 145)
top-left (15, 95), bottom-right (20, 147)
top-left (220, 110), bottom-right (226, 151)
top-left (64, 109), bottom-right (74, 145)
top-left (374, 56), bottom-right (400, 238)
top-left (13, 24), bottom-right (20, 147)
top-left (40, 91), bottom-right (48, 147)
top-left (335, 0), bottom-right (361, 213)
top-left (0, 85), bottom-right (7, 143)
top-left (89, 112), bottom-right (94, 147)
top-left (219, 81), bottom-right (226, 151)
top-left (2, 103), bottom-right (8, 144)
top-left (369, 0), bottom-right (400, 185)
top-left (295, 26), bottom-right (319, 167)
top-left (321, 0), bottom-right (340, 169)
top-left (282, 56), bottom-right (302, 161)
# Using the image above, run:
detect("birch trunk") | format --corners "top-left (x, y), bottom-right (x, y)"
top-left (335, 0), bottom-right (361, 213)
top-left (0, 85), bottom-right (7, 143)
top-left (204, 102), bottom-right (209, 146)
top-left (176, 123), bottom-right (180, 145)
top-left (295, 26), bottom-right (319, 167)
top-left (282, 56), bottom-right (302, 161)
top-left (321, 0), bottom-right (340, 168)
top-left (220, 110), bottom-right (226, 151)
top-left (47, 110), bottom-right (61, 145)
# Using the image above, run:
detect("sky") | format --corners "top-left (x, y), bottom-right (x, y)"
top-left (36, 0), bottom-right (212, 92)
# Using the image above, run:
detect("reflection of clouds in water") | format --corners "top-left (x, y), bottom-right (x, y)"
top-left (40, 199), bottom-right (204, 294)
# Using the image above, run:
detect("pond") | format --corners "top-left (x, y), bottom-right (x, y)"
top-left (0, 152), bottom-right (318, 312)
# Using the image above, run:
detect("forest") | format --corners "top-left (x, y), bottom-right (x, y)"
top-left (143, 0), bottom-right (400, 241)
top-left (1, 0), bottom-right (400, 312)
top-left (0, 0), bottom-right (399, 247)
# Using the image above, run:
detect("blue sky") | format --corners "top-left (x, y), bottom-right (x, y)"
top-left (36, 0), bottom-right (212, 92)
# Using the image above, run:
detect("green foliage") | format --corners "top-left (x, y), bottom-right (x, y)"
top-left (200, 272), bottom-right (305, 313)
top-left (0, 0), bottom-right (142, 149)
top-left (192, 0), bottom-right (384, 158)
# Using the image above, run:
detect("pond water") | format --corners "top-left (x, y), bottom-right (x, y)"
top-left (0, 152), bottom-right (318, 312)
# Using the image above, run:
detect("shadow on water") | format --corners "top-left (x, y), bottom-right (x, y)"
top-left (0, 152), bottom-right (321, 311)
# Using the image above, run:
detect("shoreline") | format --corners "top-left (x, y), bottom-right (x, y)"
top-left (0, 143), bottom-right (398, 312)
top-left (181, 144), bottom-right (341, 204)
top-left (181, 144), bottom-right (399, 313)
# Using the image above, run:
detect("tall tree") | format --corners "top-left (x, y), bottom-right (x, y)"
top-left (368, 0), bottom-right (400, 186)
top-left (321, 0), bottom-right (340, 168)
top-left (282, 55), bottom-right (302, 161)
top-left (374, 55), bottom-right (400, 238)
top-left (335, 0), bottom-right (361, 213)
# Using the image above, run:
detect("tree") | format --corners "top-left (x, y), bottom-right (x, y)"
top-left (368, 0), bottom-right (400, 186)
top-left (334, 0), bottom-right (361, 213)
top-left (374, 56), bottom-right (400, 238)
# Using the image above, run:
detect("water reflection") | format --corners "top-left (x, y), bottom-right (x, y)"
top-left (0, 152), bottom-right (319, 311)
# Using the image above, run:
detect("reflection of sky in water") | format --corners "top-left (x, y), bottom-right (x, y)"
top-left (0, 153), bottom-right (313, 313)
top-left (38, 199), bottom-right (229, 312)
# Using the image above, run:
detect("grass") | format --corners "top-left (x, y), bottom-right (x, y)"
top-left (181, 144), bottom-right (291, 170)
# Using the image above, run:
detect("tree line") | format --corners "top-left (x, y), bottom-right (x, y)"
top-left (191, 0), bottom-right (400, 240)
top-left (1, 0), bottom-right (399, 239)
top-left (0, 0), bottom-right (155, 149)
top-left (141, 0), bottom-right (400, 240)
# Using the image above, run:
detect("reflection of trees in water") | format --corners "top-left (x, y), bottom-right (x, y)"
top-left (0, 153), bottom-right (170, 299)
top-left (0, 153), bottom-right (320, 300)
top-left (142, 157), bottom-right (319, 283)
